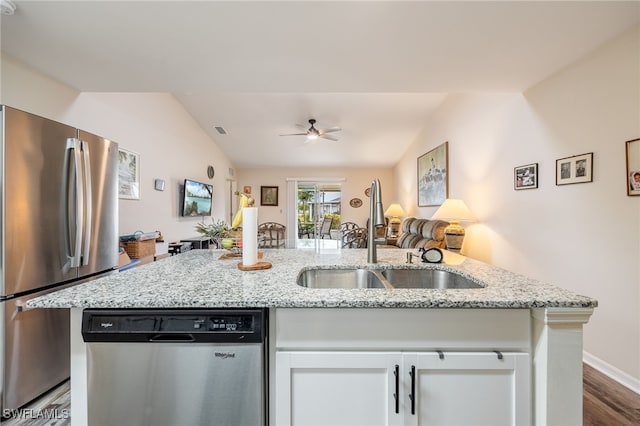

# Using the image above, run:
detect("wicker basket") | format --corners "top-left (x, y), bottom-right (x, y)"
top-left (122, 239), bottom-right (156, 258)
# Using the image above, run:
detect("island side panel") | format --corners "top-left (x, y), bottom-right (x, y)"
top-left (532, 307), bottom-right (594, 426)
top-left (70, 308), bottom-right (88, 426)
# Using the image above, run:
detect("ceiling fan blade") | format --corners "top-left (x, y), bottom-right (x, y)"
top-left (322, 126), bottom-right (342, 134)
top-left (279, 132), bottom-right (308, 136)
top-left (319, 133), bottom-right (339, 141)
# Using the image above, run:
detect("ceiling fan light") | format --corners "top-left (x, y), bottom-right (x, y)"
top-left (307, 133), bottom-right (318, 140)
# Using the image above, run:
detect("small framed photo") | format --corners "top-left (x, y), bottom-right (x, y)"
top-left (556, 152), bottom-right (593, 186)
top-left (514, 163), bottom-right (538, 190)
top-left (243, 185), bottom-right (252, 194)
top-left (154, 178), bottom-right (165, 191)
top-left (118, 148), bottom-right (140, 199)
top-left (260, 186), bottom-right (278, 206)
top-left (626, 138), bottom-right (640, 196)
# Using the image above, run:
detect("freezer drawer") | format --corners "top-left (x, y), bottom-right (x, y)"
top-left (1, 291), bottom-right (69, 410)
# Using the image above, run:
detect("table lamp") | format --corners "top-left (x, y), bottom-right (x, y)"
top-left (384, 203), bottom-right (406, 237)
top-left (431, 199), bottom-right (476, 251)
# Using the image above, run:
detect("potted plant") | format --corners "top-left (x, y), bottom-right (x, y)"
top-left (195, 219), bottom-right (240, 250)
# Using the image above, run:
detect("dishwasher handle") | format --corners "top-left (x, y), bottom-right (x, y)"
top-left (149, 334), bottom-right (196, 343)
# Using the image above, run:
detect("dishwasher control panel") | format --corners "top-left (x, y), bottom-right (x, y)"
top-left (82, 308), bottom-right (266, 343)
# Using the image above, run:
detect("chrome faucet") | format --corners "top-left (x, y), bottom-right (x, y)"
top-left (367, 178), bottom-right (385, 263)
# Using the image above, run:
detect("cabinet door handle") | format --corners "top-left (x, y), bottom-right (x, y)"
top-left (393, 364), bottom-right (399, 414)
top-left (409, 365), bottom-right (416, 415)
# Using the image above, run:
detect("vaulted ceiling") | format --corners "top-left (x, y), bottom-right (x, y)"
top-left (2, 1), bottom-right (638, 167)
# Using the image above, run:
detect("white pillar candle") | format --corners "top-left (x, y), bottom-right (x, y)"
top-left (242, 207), bottom-right (258, 266)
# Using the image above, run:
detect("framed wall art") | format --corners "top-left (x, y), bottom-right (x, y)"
top-left (556, 152), bottom-right (593, 186)
top-left (260, 186), bottom-right (279, 206)
top-left (626, 138), bottom-right (640, 196)
top-left (417, 141), bottom-right (448, 206)
top-left (514, 163), bottom-right (538, 190)
top-left (118, 148), bottom-right (140, 199)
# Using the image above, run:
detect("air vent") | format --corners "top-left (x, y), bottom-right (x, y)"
top-left (214, 126), bottom-right (227, 135)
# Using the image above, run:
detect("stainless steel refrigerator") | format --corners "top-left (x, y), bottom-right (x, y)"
top-left (0, 106), bottom-right (119, 411)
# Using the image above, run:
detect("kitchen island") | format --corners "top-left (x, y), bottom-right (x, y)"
top-left (28, 248), bottom-right (596, 425)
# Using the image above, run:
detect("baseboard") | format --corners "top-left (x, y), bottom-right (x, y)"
top-left (583, 351), bottom-right (640, 395)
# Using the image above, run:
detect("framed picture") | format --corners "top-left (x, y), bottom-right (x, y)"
top-left (118, 148), bottom-right (140, 199)
top-left (417, 142), bottom-right (448, 206)
top-left (260, 186), bottom-right (278, 206)
top-left (626, 138), bottom-right (640, 196)
top-left (243, 185), bottom-right (252, 194)
top-left (514, 163), bottom-right (538, 190)
top-left (556, 152), bottom-right (593, 186)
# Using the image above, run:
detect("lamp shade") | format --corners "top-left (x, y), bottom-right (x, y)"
top-left (384, 203), bottom-right (406, 217)
top-left (431, 199), bottom-right (476, 223)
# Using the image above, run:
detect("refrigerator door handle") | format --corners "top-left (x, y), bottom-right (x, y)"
top-left (81, 140), bottom-right (92, 266)
top-left (66, 138), bottom-right (83, 268)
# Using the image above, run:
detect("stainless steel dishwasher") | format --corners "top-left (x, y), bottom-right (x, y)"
top-left (81, 308), bottom-right (267, 426)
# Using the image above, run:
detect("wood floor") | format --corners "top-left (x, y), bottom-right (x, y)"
top-left (1, 380), bottom-right (70, 426)
top-left (583, 363), bottom-right (640, 426)
top-left (2, 364), bottom-right (638, 425)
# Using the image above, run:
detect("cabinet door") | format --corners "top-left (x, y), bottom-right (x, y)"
top-left (276, 351), bottom-right (403, 426)
top-left (404, 352), bottom-right (530, 426)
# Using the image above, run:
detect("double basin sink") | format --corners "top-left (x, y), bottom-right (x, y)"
top-left (297, 267), bottom-right (483, 290)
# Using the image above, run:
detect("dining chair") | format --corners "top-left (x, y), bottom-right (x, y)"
top-left (318, 217), bottom-right (333, 239)
top-left (258, 222), bottom-right (286, 248)
top-left (298, 221), bottom-right (312, 238)
top-left (341, 227), bottom-right (367, 248)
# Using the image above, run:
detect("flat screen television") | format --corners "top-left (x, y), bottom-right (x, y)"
top-left (182, 179), bottom-right (213, 216)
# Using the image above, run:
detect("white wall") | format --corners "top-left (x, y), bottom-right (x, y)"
top-left (1, 54), bottom-right (234, 243)
top-left (236, 167), bottom-right (396, 228)
top-left (394, 27), bottom-right (640, 384)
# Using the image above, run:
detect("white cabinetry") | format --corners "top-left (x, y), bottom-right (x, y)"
top-left (271, 307), bottom-right (592, 426)
top-left (276, 352), bottom-right (401, 426)
top-left (275, 351), bottom-right (530, 426)
top-left (406, 352), bottom-right (529, 425)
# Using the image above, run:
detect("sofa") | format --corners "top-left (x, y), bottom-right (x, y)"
top-left (394, 217), bottom-right (449, 249)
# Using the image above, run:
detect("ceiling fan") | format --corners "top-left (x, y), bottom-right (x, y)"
top-left (280, 119), bottom-right (341, 142)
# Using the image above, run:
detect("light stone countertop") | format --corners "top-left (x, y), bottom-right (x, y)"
top-left (26, 248), bottom-right (597, 309)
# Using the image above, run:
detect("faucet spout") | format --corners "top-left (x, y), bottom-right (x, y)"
top-left (368, 178), bottom-right (385, 263)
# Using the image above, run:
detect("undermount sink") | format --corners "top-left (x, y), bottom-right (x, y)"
top-left (380, 269), bottom-right (482, 289)
top-left (297, 268), bottom-right (387, 289)
top-left (297, 268), bottom-right (483, 290)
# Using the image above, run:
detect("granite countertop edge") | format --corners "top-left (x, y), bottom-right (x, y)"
top-left (26, 248), bottom-right (598, 310)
